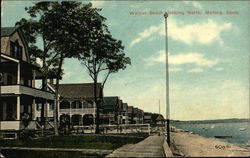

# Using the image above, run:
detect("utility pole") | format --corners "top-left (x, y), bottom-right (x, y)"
top-left (159, 100), bottom-right (160, 114)
top-left (164, 12), bottom-right (171, 146)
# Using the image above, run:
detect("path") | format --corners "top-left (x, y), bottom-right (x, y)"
top-left (106, 135), bottom-right (167, 157)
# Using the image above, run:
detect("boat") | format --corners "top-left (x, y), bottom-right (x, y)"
top-left (239, 128), bottom-right (246, 131)
top-left (214, 136), bottom-right (233, 139)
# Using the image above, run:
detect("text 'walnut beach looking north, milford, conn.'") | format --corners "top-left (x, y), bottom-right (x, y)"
top-left (129, 10), bottom-right (239, 15)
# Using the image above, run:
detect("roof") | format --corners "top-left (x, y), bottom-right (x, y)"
top-left (1, 26), bottom-right (30, 62)
top-left (118, 99), bottom-right (123, 111)
top-left (134, 107), bottom-right (139, 114)
top-left (103, 97), bottom-right (119, 109)
top-left (1, 27), bottom-right (19, 37)
top-left (127, 106), bottom-right (134, 113)
top-left (56, 83), bottom-right (102, 99)
top-left (156, 115), bottom-right (165, 121)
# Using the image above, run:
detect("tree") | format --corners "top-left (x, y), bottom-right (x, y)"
top-left (21, 1), bottom-right (109, 136)
top-left (16, 2), bottom-right (61, 127)
top-left (79, 12), bottom-right (131, 133)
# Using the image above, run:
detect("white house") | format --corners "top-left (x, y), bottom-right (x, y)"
top-left (0, 27), bottom-right (55, 132)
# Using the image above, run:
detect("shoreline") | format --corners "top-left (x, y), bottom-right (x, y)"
top-left (170, 127), bottom-right (250, 157)
top-left (171, 125), bottom-right (249, 147)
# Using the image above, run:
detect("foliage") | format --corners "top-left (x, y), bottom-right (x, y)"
top-left (19, 130), bottom-right (36, 140)
top-left (19, 1), bottom-right (108, 136)
top-left (20, 113), bottom-right (31, 129)
top-left (78, 3), bottom-right (131, 134)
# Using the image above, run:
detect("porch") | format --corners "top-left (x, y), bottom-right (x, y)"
top-left (0, 94), bottom-right (54, 131)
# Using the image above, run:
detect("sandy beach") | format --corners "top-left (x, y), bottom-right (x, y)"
top-left (170, 130), bottom-right (250, 157)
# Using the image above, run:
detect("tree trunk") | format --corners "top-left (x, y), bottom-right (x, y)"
top-left (41, 79), bottom-right (45, 126)
top-left (53, 55), bottom-right (63, 136)
top-left (53, 78), bottom-right (59, 136)
top-left (94, 77), bottom-right (100, 134)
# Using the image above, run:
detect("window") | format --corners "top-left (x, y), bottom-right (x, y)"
top-left (10, 41), bottom-right (22, 60)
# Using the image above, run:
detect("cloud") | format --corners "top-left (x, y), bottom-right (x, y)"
top-left (130, 4), bottom-right (142, 9)
top-left (129, 25), bottom-right (162, 47)
top-left (130, 18), bottom-right (233, 47)
top-left (188, 68), bottom-right (203, 73)
top-left (91, 1), bottom-right (104, 7)
top-left (162, 19), bottom-right (232, 45)
top-left (146, 50), bottom-right (219, 67)
top-left (36, 58), bottom-right (43, 66)
top-left (171, 80), bottom-right (249, 120)
top-left (169, 67), bottom-right (182, 73)
top-left (183, 1), bottom-right (202, 9)
top-left (215, 67), bottom-right (224, 71)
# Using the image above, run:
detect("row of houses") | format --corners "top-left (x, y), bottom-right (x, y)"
top-left (0, 26), bottom-right (148, 132)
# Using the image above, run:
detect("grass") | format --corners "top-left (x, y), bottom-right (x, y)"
top-left (0, 134), bottom-right (148, 158)
top-left (0, 134), bottom-right (148, 150)
top-left (1, 150), bottom-right (104, 158)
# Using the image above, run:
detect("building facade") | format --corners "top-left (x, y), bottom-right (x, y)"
top-left (102, 96), bottom-right (119, 125)
top-left (0, 27), bottom-right (54, 131)
top-left (55, 83), bottom-right (103, 127)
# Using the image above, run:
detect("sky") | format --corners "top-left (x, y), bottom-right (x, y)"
top-left (1, 0), bottom-right (249, 120)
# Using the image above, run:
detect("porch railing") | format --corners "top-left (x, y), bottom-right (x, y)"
top-left (0, 120), bottom-right (37, 130)
top-left (59, 108), bottom-right (96, 115)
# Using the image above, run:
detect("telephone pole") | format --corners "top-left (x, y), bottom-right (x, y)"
top-left (164, 12), bottom-right (171, 146)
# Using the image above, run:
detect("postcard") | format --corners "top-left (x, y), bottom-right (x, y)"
top-left (0, 0), bottom-right (249, 157)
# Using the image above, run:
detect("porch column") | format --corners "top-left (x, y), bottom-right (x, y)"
top-left (17, 96), bottom-right (20, 120)
top-left (45, 102), bottom-right (49, 119)
top-left (69, 101), bottom-right (72, 124)
top-left (32, 70), bottom-right (36, 87)
top-left (32, 99), bottom-right (36, 120)
top-left (17, 63), bottom-right (20, 84)
top-left (81, 101), bottom-right (84, 112)
top-left (93, 114), bottom-right (96, 126)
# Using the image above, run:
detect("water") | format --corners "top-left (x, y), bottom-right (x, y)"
top-left (172, 121), bottom-right (250, 147)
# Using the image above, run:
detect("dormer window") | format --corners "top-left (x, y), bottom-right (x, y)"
top-left (10, 41), bottom-right (22, 60)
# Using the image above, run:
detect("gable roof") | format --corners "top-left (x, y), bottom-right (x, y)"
top-left (1, 27), bottom-right (19, 37)
top-left (57, 83), bottom-right (102, 99)
top-left (1, 26), bottom-right (30, 62)
top-left (103, 96), bottom-right (119, 109)
top-left (156, 115), bottom-right (165, 121)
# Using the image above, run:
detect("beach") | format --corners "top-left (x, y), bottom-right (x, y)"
top-left (170, 130), bottom-right (250, 157)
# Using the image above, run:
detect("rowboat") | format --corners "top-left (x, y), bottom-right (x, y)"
top-left (214, 136), bottom-right (233, 139)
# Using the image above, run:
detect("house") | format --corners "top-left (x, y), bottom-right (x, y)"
top-left (117, 99), bottom-right (123, 124)
top-left (102, 96), bottom-right (119, 125)
top-left (143, 113), bottom-right (152, 124)
top-left (0, 27), bottom-right (55, 132)
top-left (122, 103), bottom-right (129, 124)
top-left (138, 109), bottom-right (144, 124)
top-left (127, 106), bottom-right (134, 124)
top-left (156, 114), bottom-right (165, 126)
top-left (54, 83), bottom-right (103, 126)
